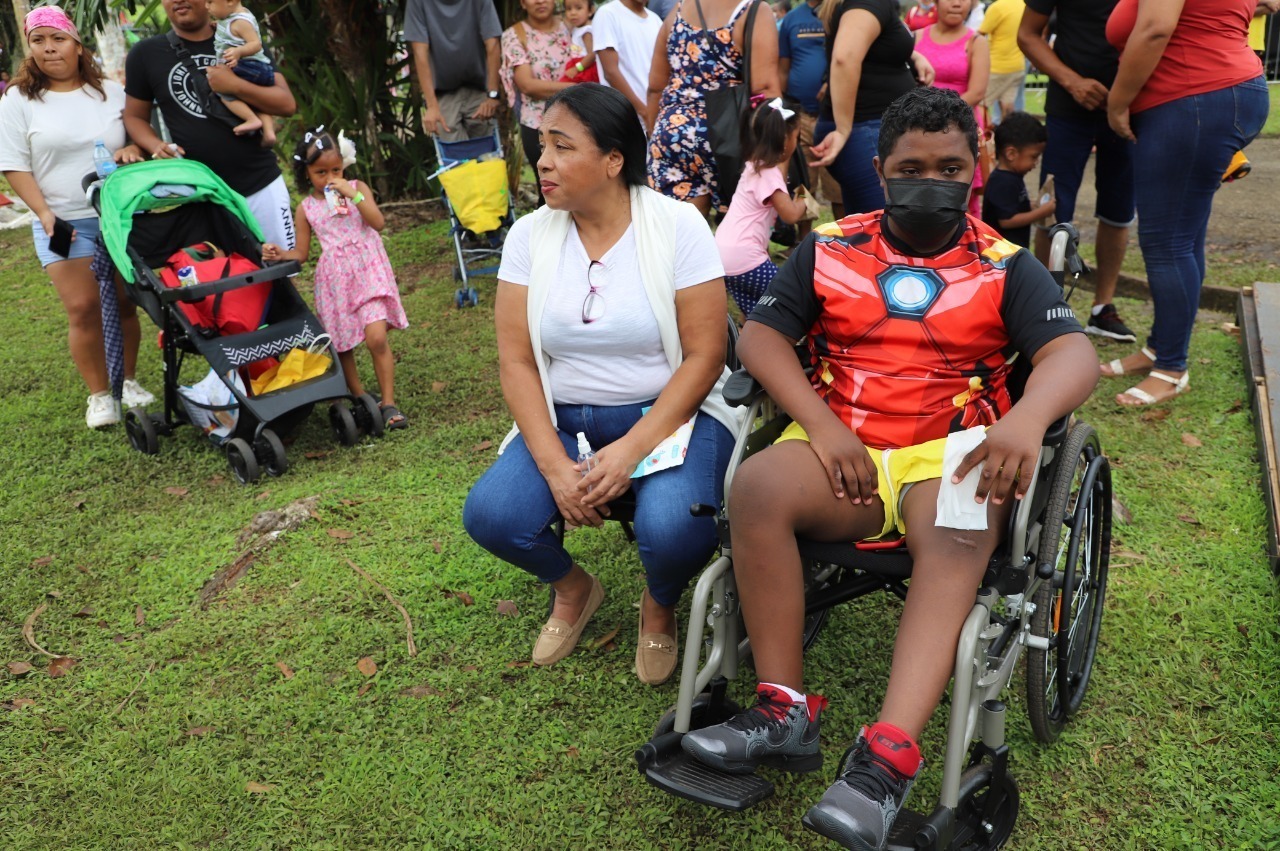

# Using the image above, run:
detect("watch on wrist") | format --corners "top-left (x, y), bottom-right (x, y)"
top-left (487, 89), bottom-right (500, 100)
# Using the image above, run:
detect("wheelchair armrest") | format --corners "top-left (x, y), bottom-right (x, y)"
top-left (1042, 414), bottom-right (1070, 447)
top-left (721, 368), bottom-right (763, 408)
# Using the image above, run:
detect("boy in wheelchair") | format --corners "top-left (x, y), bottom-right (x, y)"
top-left (679, 88), bottom-right (1100, 849)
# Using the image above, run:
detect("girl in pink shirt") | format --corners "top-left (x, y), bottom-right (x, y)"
top-left (714, 96), bottom-right (808, 316)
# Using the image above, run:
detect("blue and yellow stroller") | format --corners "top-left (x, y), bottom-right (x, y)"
top-left (433, 130), bottom-right (513, 307)
top-left (93, 160), bottom-right (384, 484)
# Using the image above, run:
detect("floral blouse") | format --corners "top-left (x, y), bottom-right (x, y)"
top-left (500, 19), bottom-right (574, 129)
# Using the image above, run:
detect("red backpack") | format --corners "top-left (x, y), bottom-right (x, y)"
top-left (158, 242), bottom-right (271, 336)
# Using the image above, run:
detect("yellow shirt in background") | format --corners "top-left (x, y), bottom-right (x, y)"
top-left (1249, 14), bottom-right (1265, 52)
top-left (979, 0), bottom-right (1027, 75)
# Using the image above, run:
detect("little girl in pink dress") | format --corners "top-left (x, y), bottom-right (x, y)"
top-left (263, 127), bottom-right (410, 429)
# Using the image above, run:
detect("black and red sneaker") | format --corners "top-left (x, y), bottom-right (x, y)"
top-left (681, 684), bottom-right (828, 774)
top-left (802, 721), bottom-right (924, 851)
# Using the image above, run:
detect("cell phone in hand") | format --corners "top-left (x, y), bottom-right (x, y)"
top-left (48, 217), bottom-right (74, 258)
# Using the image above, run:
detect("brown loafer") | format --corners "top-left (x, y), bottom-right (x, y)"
top-left (532, 574), bottom-right (604, 666)
top-left (635, 588), bottom-right (678, 685)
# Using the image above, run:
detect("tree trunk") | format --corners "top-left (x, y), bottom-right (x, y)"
top-left (10, 0), bottom-right (28, 58)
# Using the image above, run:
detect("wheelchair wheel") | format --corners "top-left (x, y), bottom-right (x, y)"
top-left (951, 763), bottom-right (1019, 851)
top-left (1026, 422), bottom-right (1112, 743)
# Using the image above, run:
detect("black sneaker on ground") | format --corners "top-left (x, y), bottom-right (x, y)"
top-left (1085, 304), bottom-right (1137, 342)
top-left (680, 684), bottom-right (827, 775)
top-left (802, 722), bottom-right (924, 851)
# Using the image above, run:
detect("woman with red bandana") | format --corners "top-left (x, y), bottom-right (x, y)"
top-left (0, 6), bottom-right (150, 429)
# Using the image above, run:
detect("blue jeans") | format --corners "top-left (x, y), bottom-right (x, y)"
top-left (1132, 76), bottom-right (1269, 372)
top-left (814, 118), bottom-right (884, 215)
top-left (1040, 112), bottom-right (1136, 228)
top-left (463, 402), bottom-right (735, 607)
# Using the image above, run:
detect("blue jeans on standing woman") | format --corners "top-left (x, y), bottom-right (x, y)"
top-left (463, 401), bottom-right (734, 608)
top-left (1131, 76), bottom-right (1269, 373)
top-left (814, 118), bottom-right (885, 215)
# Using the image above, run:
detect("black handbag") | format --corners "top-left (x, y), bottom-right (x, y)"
top-left (694, 0), bottom-right (761, 206)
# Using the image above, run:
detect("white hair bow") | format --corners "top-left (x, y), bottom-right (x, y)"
top-left (338, 131), bottom-right (357, 169)
top-left (767, 97), bottom-right (795, 121)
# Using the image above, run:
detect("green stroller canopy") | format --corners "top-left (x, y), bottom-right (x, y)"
top-left (97, 159), bottom-right (265, 282)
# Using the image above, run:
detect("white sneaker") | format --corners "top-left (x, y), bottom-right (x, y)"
top-left (85, 393), bottom-right (121, 429)
top-left (121, 379), bottom-right (155, 409)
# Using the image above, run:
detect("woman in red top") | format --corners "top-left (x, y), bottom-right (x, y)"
top-left (1103, 0), bottom-right (1267, 406)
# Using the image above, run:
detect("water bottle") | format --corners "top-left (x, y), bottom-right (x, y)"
top-left (177, 265), bottom-right (199, 287)
top-left (92, 140), bottom-right (116, 180)
top-left (576, 432), bottom-right (595, 488)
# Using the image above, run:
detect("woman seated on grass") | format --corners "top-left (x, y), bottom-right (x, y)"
top-left (463, 84), bottom-right (741, 686)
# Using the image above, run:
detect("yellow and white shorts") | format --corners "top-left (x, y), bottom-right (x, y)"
top-left (777, 422), bottom-right (955, 540)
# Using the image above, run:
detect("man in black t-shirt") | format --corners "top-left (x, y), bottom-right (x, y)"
top-left (1017, 0), bottom-right (1137, 343)
top-left (123, 0), bottom-right (298, 249)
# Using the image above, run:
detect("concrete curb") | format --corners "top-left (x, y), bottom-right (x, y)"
top-left (1076, 270), bottom-right (1243, 314)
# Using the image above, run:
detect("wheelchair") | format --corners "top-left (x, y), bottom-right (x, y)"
top-left (634, 224), bottom-right (1112, 850)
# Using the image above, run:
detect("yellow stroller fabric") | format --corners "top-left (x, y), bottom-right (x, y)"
top-left (251, 339), bottom-right (333, 395)
top-left (438, 159), bottom-right (509, 235)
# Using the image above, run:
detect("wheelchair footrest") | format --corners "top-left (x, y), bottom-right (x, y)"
top-left (642, 747), bottom-right (774, 811)
top-left (886, 808), bottom-right (931, 851)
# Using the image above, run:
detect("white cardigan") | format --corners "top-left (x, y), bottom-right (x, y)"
top-left (499, 185), bottom-right (743, 452)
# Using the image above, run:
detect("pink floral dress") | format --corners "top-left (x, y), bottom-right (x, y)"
top-left (300, 189), bottom-right (408, 353)
top-left (500, 20), bottom-right (574, 129)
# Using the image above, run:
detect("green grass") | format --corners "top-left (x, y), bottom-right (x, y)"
top-left (3, 207), bottom-right (1280, 848)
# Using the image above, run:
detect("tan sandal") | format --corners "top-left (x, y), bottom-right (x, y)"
top-left (635, 589), bottom-right (678, 686)
top-left (1101, 346), bottom-right (1156, 377)
top-left (532, 574), bottom-right (604, 666)
top-left (1117, 370), bottom-right (1189, 406)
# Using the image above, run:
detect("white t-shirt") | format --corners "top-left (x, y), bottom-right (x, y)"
top-left (571, 23), bottom-right (593, 54)
top-left (0, 80), bottom-right (127, 220)
top-left (593, 0), bottom-right (663, 100)
top-left (498, 202), bottom-right (724, 406)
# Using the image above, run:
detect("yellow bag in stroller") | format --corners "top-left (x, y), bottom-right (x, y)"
top-left (437, 159), bottom-right (508, 235)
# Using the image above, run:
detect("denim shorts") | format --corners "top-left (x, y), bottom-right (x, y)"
top-left (232, 59), bottom-right (275, 87)
top-left (31, 215), bottom-right (99, 267)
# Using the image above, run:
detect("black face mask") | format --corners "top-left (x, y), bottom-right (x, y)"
top-left (883, 178), bottom-right (971, 247)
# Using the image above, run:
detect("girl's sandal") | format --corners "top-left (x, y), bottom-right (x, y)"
top-left (1101, 346), bottom-right (1156, 377)
top-left (380, 404), bottom-right (408, 430)
top-left (1116, 370), bottom-right (1189, 407)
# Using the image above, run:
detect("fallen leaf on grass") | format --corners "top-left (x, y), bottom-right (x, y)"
top-left (1238, 623), bottom-right (1250, 639)
top-left (471, 440), bottom-right (493, 452)
top-left (432, 541), bottom-right (442, 554)
top-left (72, 498), bottom-right (86, 511)
top-left (590, 625), bottom-right (620, 651)
top-left (245, 781), bottom-right (275, 794)
top-left (566, 746), bottom-right (580, 758)
top-left (186, 726), bottom-right (213, 737)
top-left (400, 684), bottom-right (442, 698)
top-left (603, 642), bottom-right (617, 652)
top-left (460, 664), bottom-right (479, 672)
top-left (431, 381), bottom-right (447, 393)
top-left (304, 451), bottom-right (330, 460)
top-left (1177, 514), bottom-right (1201, 525)
top-left (443, 589), bottom-right (474, 607)
top-left (72, 607), bottom-right (95, 618)
top-left (496, 600), bottom-right (519, 617)
top-left (6, 661), bottom-right (33, 676)
top-left (1140, 408), bottom-right (1171, 422)
top-left (1111, 549), bottom-right (1142, 562)
top-left (357, 682), bottom-right (372, 697)
top-left (208, 473), bottom-right (226, 485)
top-left (9, 698), bottom-right (35, 710)
top-left (45, 590), bottom-right (62, 598)
top-left (164, 487), bottom-right (189, 497)
top-left (340, 498), bottom-right (358, 506)
top-left (1199, 734), bottom-right (1225, 747)
top-left (47, 656), bottom-right (77, 678)
top-left (1112, 497), bottom-right (1133, 525)
top-left (356, 657), bottom-right (377, 677)
top-left (327, 528), bottom-right (354, 540)
top-left (276, 662), bottom-right (295, 680)
top-left (135, 605), bottom-right (145, 627)
top-left (30, 556), bottom-right (53, 569)
top-left (506, 660), bottom-right (532, 669)
top-left (1180, 433), bottom-right (1203, 448)
top-left (1225, 399), bottom-right (1245, 415)
top-left (255, 491), bottom-right (272, 501)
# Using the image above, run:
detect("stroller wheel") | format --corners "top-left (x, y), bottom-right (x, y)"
top-left (124, 407), bottom-right (159, 455)
top-left (226, 437), bottom-right (260, 484)
top-left (455, 288), bottom-right (467, 309)
top-left (355, 393), bottom-right (385, 438)
top-left (467, 287), bottom-right (479, 307)
top-left (255, 428), bottom-right (289, 477)
top-left (329, 402), bottom-right (360, 447)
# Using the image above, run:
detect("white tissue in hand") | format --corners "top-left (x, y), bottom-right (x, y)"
top-left (936, 427), bottom-right (989, 531)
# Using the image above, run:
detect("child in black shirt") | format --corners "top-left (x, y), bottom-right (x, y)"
top-left (981, 112), bottom-right (1055, 247)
